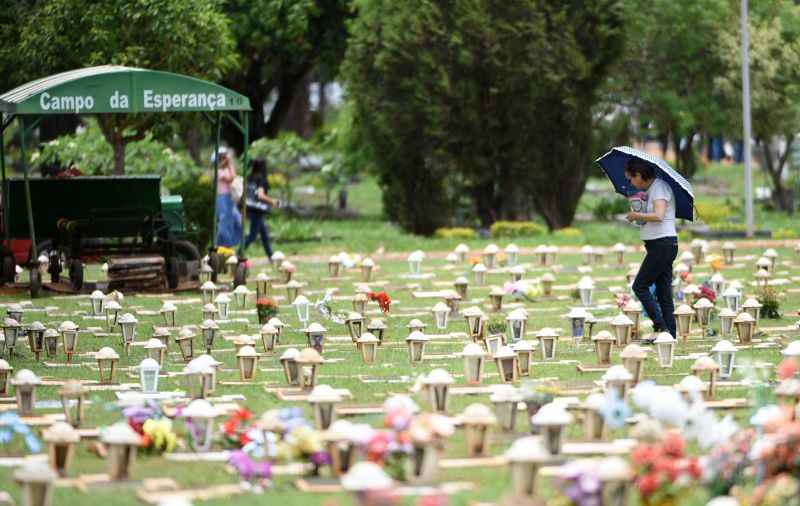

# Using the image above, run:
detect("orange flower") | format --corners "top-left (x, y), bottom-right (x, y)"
top-left (777, 358), bottom-right (798, 380)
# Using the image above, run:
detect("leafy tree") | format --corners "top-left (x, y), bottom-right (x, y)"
top-left (714, 0), bottom-right (800, 212)
top-left (342, 0), bottom-right (624, 233)
top-left (221, 0), bottom-right (352, 146)
top-left (617, 0), bottom-right (734, 177)
top-left (15, 0), bottom-right (238, 174)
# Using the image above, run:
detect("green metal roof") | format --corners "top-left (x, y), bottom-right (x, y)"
top-left (0, 65), bottom-right (251, 115)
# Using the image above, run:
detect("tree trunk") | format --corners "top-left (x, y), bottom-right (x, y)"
top-left (760, 137), bottom-right (795, 213)
top-left (264, 66), bottom-right (314, 138)
top-left (284, 72), bottom-right (312, 138)
top-left (112, 139), bottom-right (126, 175)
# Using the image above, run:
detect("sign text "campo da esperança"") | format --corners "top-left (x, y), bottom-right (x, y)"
top-left (39, 90), bottom-right (229, 112)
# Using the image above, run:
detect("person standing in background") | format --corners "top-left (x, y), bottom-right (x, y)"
top-left (244, 158), bottom-right (279, 261)
top-left (215, 148), bottom-right (242, 247)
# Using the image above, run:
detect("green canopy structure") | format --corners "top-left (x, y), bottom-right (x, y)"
top-left (0, 65), bottom-right (253, 296)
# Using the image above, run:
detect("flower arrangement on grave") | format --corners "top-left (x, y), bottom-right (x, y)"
top-left (222, 407), bottom-right (255, 447)
top-left (679, 270), bottom-right (692, 285)
top-left (630, 431), bottom-right (702, 505)
top-left (122, 402), bottom-right (176, 454)
top-left (777, 358), bottom-right (798, 380)
top-left (504, 280), bottom-right (541, 302)
top-left (368, 291), bottom-right (392, 314)
top-left (487, 315), bottom-right (507, 336)
top-left (519, 381), bottom-right (558, 431)
top-left (756, 287), bottom-right (782, 319)
top-left (259, 407), bottom-right (331, 476)
top-left (707, 254), bottom-right (724, 272)
top-left (551, 460), bottom-right (602, 506)
top-left (228, 449), bottom-right (272, 489)
top-left (615, 293), bottom-right (631, 310)
top-left (256, 297), bottom-right (279, 324)
top-left (468, 255), bottom-right (482, 265)
top-left (0, 412), bottom-right (41, 453)
top-left (702, 429), bottom-right (754, 497)
top-left (747, 406), bottom-right (800, 506)
top-left (698, 284), bottom-right (716, 304)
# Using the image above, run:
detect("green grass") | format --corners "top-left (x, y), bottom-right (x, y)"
top-left (1, 240), bottom-right (797, 505)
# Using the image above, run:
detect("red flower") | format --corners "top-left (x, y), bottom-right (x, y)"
top-left (654, 458), bottom-right (679, 482)
top-left (631, 444), bottom-right (661, 467)
top-left (699, 285), bottom-right (716, 303)
top-left (777, 358), bottom-right (798, 380)
top-left (685, 457), bottom-right (703, 479)
top-left (368, 291), bottom-right (392, 313)
top-left (662, 431), bottom-right (686, 458)
top-left (256, 297), bottom-right (277, 309)
top-left (637, 472), bottom-right (661, 497)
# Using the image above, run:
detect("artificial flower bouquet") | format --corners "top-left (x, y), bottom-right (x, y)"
top-left (256, 297), bottom-right (279, 323)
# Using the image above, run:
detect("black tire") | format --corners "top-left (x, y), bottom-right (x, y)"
top-left (208, 251), bottom-right (220, 283)
top-left (233, 262), bottom-right (248, 287)
top-left (69, 259), bottom-right (84, 291)
top-left (48, 251), bottom-right (62, 284)
top-left (173, 240), bottom-right (201, 261)
top-left (30, 268), bottom-right (42, 298)
top-left (1, 255), bottom-right (15, 284)
top-left (166, 256), bottom-right (180, 289)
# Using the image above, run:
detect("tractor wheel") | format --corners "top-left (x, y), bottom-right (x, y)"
top-left (166, 256), bottom-right (180, 289)
top-left (1, 255), bottom-right (15, 284)
top-left (234, 261), bottom-right (248, 287)
top-left (69, 259), bottom-right (84, 291)
top-left (30, 268), bottom-right (42, 298)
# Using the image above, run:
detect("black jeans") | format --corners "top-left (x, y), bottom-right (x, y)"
top-left (633, 236), bottom-right (678, 337)
top-left (244, 209), bottom-right (273, 259)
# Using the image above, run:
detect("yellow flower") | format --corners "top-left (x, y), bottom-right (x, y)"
top-left (291, 426), bottom-right (323, 455)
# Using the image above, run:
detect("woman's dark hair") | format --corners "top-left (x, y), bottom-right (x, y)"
top-left (624, 158), bottom-right (656, 181)
top-left (250, 158), bottom-right (267, 176)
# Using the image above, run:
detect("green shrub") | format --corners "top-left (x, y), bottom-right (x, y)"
top-left (434, 227), bottom-right (477, 239)
top-left (592, 197), bottom-right (629, 221)
top-left (490, 221), bottom-right (546, 238)
top-left (695, 201), bottom-right (731, 225)
top-left (165, 174), bottom-right (214, 251)
top-left (773, 228), bottom-right (798, 239)
top-left (757, 287), bottom-right (781, 319)
top-left (554, 227), bottom-right (583, 239)
top-left (487, 315), bottom-right (507, 335)
top-left (270, 217), bottom-right (322, 243)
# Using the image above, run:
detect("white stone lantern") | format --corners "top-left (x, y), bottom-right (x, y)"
top-left (679, 250), bottom-right (695, 271)
top-left (267, 316), bottom-right (287, 344)
top-left (531, 402), bottom-right (573, 455)
top-left (43, 421), bottom-right (80, 477)
top-left (175, 327), bottom-right (196, 362)
top-left (622, 300), bottom-right (643, 340)
top-left (689, 239), bottom-right (705, 264)
top-left (506, 308), bottom-right (529, 343)
top-left (540, 272), bottom-right (555, 297)
top-left (488, 287), bottom-right (505, 312)
top-left (183, 360), bottom-right (213, 399)
top-left (610, 313), bottom-right (634, 346)
top-left (351, 291), bottom-right (367, 314)
top-left (255, 271), bottom-right (272, 298)
top-left (504, 243), bottom-right (519, 267)
top-left (12, 369), bottom-right (41, 416)
top-left (711, 340), bottom-right (737, 379)
top-left (754, 269), bottom-right (771, 289)
top-left (566, 307), bottom-right (589, 344)
top-left (259, 323), bottom-right (279, 353)
top-left (673, 304), bottom-right (695, 342)
top-left (444, 290), bottom-right (462, 317)
top-left (581, 245), bottom-right (595, 265)
top-left (717, 307), bottom-right (736, 337)
top-left (152, 326), bottom-right (170, 348)
top-left (755, 256), bottom-right (771, 275)
top-left (620, 344), bottom-right (647, 385)
top-left (544, 245), bottom-right (558, 265)
top-left (232, 284), bottom-right (250, 308)
top-left (581, 393), bottom-right (607, 441)
top-left (200, 281), bottom-right (217, 305)
top-left (423, 368), bottom-right (454, 412)
top-left (693, 297), bottom-right (714, 337)
top-left (308, 384), bottom-right (343, 430)
top-left (491, 384), bottom-right (521, 431)
top-left (272, 251), bottom-right (286, 271)
top-left (327, 255), bottom-right (342, 277)
top-left (54, 321), bottom-right (76, 362)
top-left (460, 403), bottom-right (497, 457)
top-left (432, 302), bottom-right (450, 330)
top-left (236, 345), bottom-right (259, 381)
top-left (6, 303), bottom-right (23, 323)
top-left (117, 313), bottom-right (138, 353)
top-left (408, 250), bottom-right (425, 275)
top-left (534, 244), bottom-right (548, 266)
top-left (577, 276), bottom-right (595, 306)
top-left (89, 290), bottom-right (105, 315)
top-left (603, 365), bottom-right (633, 399)
top-left (304, 322), bottom-right (329, 353)
top-left (462, 343), bottom-right (486, 384)
top-left (612, 243), bottom-right (626, 265)
top-left (291, 294), bottom-right (310, 326)
top-left (232, 334), bottom-right (256, 354)
top-left (782, 340), bottom-right (800, 360)
top-left (535, 328), bottom-right (559, 360)
top-left (279, 348), bottom-right (301, 386)
top-left (138, 358), bottom-right (161, 394)
top-left (181, 399), bottom-right (219, 452)
top-left (0, 358), bottom-right (10, 395)
top-left (463, 306), bottom-right (485, 341)
top-left (345, 311), bottom-right (365, 342)
top-left (472, 262), bottom-right (487, 286)
top-left (361, 257), bottom-right (375, 282)
top-left (160, 301), bottom-right (177, 327)
top-left (59, 380), bottom-right (86, 428)
top-left (13, 459), bottom-right (58, 506)
top-left (508, 265), bottom-right (525, 283)
top-left (454, 243), bottom-right (470, 262)
top-left (721, 241), bottom-right (737, 265)
top-left (144, 338), bottom-right (167, 366)
top-left (654, 332), bottom-right (676, 368)
top-left (341, 461), bottom-right (394, 499)
top-left (95, 347), bottom-right (119, 384)
top-left (709, 272), bottom-right (726, 296)
top-left (213, 293), bottom-right (231, 320)
top-left (2, 317), bottom-right (20, 355)
top-left (201, 303), bottom-right (218, 321)
top-left (483, 243), bottom-right (499, 269)
top-left (505, 436), bottom-right (551, 497)
top-left (445, 252), bottom-right (459, 264)
top-left (681, 283), bottom-right (701, 303)
top-left (733, 311), bottom-right (756, 344)
top-left (26, 321), bottom-right (45, 360)
top-left (295, 347), bottom-right (325, 389)
top-left (592, 330), bottom-right (616, 366)
top-left (357, 332), bottom-right (380, 363)
top-left (493, 345), bottom-right (518, 383)
top-left (742, 297), bottom-right (763, 326)
top-left (513, 341), bottom-right (535, 377)
top-left (722, 286), bottom-right (742, 312)
top-left (198, 319), bottom-right (219, 354)
top-left (225, 254), bottom-right (239, 276)
top-left (366, 318), bottom-right (387, 346)
top-left (453, 276), bottom-right (469, 299)
top-left (691, 356), bottom-right (720, 399)
top-left (406, 330), bottom-right (429, 363)
top-left (199, 263), bottom-right (213, 283)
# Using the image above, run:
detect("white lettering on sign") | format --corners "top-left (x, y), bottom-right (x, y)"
top-left (109, 91), bottom-right (129, 109)
top-left (39, 92), bottom-right (95, 113)
top-left (143, 89), bottom-right (226, 111)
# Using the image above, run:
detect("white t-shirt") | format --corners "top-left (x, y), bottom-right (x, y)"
top-left (640, 178), bottom-right (676, 240)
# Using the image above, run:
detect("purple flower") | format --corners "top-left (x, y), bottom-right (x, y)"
top-left (309, 451), bottom-right (331, 466)
top-left (228, 450), bottom-right (272, 481)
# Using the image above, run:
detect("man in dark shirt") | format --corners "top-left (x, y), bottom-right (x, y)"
top-left (244, 159), bottom-right (279, 261)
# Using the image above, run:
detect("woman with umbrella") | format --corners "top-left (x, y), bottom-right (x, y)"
top-left (622, 158), bottom-right (678, 338)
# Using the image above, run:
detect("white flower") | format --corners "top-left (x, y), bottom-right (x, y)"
top-left (648, 387), bottom-right (688, 427)
top-left (681, 402), bottom-right (716, 448)
top-left (704, 415), bottom-right (739, 448)
top-left (630, 380), bottom-right (658, 410)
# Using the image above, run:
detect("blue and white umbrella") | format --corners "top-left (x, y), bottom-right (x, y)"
top-left (595, 146), bottom-right (695, 221)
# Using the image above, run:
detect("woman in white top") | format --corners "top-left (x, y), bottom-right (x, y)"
top-left (624, 158), bottom-right (678, 338)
